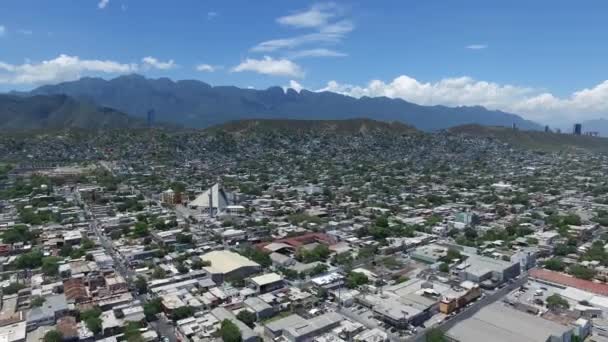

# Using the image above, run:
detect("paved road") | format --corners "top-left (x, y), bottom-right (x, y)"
top-left (408, 274), bottom-right (529, 342)
top-left (83, 200), bottom-right (179, 342)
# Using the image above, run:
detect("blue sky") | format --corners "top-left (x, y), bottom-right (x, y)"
top-left (1, 0), bottom-right (608, 125)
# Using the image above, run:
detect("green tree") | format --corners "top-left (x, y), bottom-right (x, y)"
top-left (14, 250), bottom-right (44, 269)
top-left (236, 310), bottom-right (256, 328)
top-left (544, 258), bottom-right (565, 271)
top-left (220, 320), bottom-right (242, 342)
top-left (570, 264), bottom-right (596, 280)
top-left (85, 317), bottom-right (102, 335)
top-left (143, 298), bottom-right (162, 321)
top-left (41, 257), bottom-right (61, 276)
top-left (546, 294), bottom-right (570, 310)
top-left (31, 296), bottom-right (46, 307)
top-left (172, 306), bottom-right (195, 320)
top-left (152, 267), bottom-right (166, 279)
top-left (124, 322), bottom-right (144, 342)
top-left (135, 276), bottom-right (148, 294)
top-left (43, 330), bottom-right (63, 342)
top-left (3, 282), bottom-right (25, 295)
top-left (439, 262), bottom-right (450, 273)
top-left (346, 271), bottom-right (369, 289)
top-left (426, 328), bottom-right (445, 342)
top-left (133, 222), bottom-right (149, 237)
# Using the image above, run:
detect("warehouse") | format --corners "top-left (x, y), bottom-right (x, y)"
top-left (201, 250), bottom-right (261, 283)
top-left (445, 302), bottom-right (573, 342)
top-left (456, 253), bottom-right (520, 287)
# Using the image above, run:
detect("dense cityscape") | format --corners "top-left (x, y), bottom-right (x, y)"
top-left (1, 120), bottom-right (608, 342)
top-left (3, 1), bottom-right (608, 342)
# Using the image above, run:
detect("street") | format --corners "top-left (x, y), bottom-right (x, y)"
top-left (83, 199), bottom-right (179, 342)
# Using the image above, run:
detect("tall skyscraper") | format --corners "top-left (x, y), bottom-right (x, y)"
top-left (147, 109), bottom-right (155, 127)
top-left (574, 123), bottom-right (582, 135)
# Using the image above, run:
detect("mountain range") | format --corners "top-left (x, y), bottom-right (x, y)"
top-left (0, 94), bottom-right (147, 131)
top-left (27, 74), bottom-right (543, 131)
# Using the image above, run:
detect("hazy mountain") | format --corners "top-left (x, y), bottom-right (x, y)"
top-left (0, 94), bottom-right (147, 131)
top-left (450, 124), bottom-right (608, 153)
top-left (30, 74), bottom-right (542, 131)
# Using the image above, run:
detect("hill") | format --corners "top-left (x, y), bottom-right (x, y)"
top-left (207, 118), bottom-right (419, 136)
top-left (0, 94), bottom-right (148, 131)
top-left (450, 124), bottom-right (608, 153)
top-left (30, 74), bottom-right (542, 132)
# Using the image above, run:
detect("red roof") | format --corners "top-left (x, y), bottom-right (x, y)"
top-left (529, 268), bottom-right (608, 296)
top-left (258, 232), bottom-right (335, 251)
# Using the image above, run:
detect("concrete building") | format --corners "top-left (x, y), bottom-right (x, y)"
top-left (283, 312), bottom-right (343, 342)
top-left (438, 281), bottom-right (481, 314)
top-left (264, 314), bottom-right (308, 339)
top-left (445, 302), bottom-right (573, 342)
top-left (0, 321), bottom-right (26, 342)
top-left (26, 294), bottom-right (68, 331)
top-left (410, 244), bottom-right (448, 264)
top-left (202, 250), bottom-right (261, 283)
top-left (456, 253), bottom-right (521, 287)
top-left (211, 307), bottom-right (259, 342)
top-left (249, 273), bottom-right (284, 294)
top-left (244, 297), bottom-right (275, 320)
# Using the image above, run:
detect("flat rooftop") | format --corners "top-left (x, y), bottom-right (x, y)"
top-left (446, 302), bottom-right (571, 342)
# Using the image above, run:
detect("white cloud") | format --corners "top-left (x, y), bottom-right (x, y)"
top-left (252, 3), bottom-right (353, 54)
top-left (98, 0), bottom-right (109, 9)
top-left (0, 54), bottom-right (137, 85)
top-left (231, 56), bottom-right (303, 78)
top-left (289, 48), bottom-right (347, 59)
top-left (207, 11), bottom-right (218, 20)
top-left (195, 64), bottom-right (217, 72)
top-left (0, 26), bottom-right (6, 37)
top-left (286, 80), bottom-right (303, 92)
top-left (277, 3), bottom-right (337, 28)
top-left (466, 44), bottom-right (488, 50)
top-left (316, 75), bottom-right (608, 125)
top-left (141, 56), bottom-right (177, 70)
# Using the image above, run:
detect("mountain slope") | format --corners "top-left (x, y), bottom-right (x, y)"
top-left (208, 118), bottom-right (419, 136)
top-left (450, 124), bottom-right (608, 153)
top-left (0, 94), bottom-right (147, 131)
top-left (30, 74), bottom-right (542, 131)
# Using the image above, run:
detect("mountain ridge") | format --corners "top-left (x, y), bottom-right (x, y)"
top-left (29, 74), bottom-right (543, 131)
top-left (0, 94), bottom-right (151, 131)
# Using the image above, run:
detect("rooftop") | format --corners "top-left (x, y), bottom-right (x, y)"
top-left (446, 302), bottom-right (571, 342)
top-left (250, 273), bottom-right (282, 287)
top-left (530, 268), bottom-right (608, 296)
top-left (202, 250), bottom-right (260, 275)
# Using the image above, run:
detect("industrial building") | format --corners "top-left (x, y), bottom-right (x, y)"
top-left (445, 302), bottom-right (573, 342)
top-left (201, 250), bottom-right (261, 283)
top-left (456, 253), bottom-right (521, 287)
